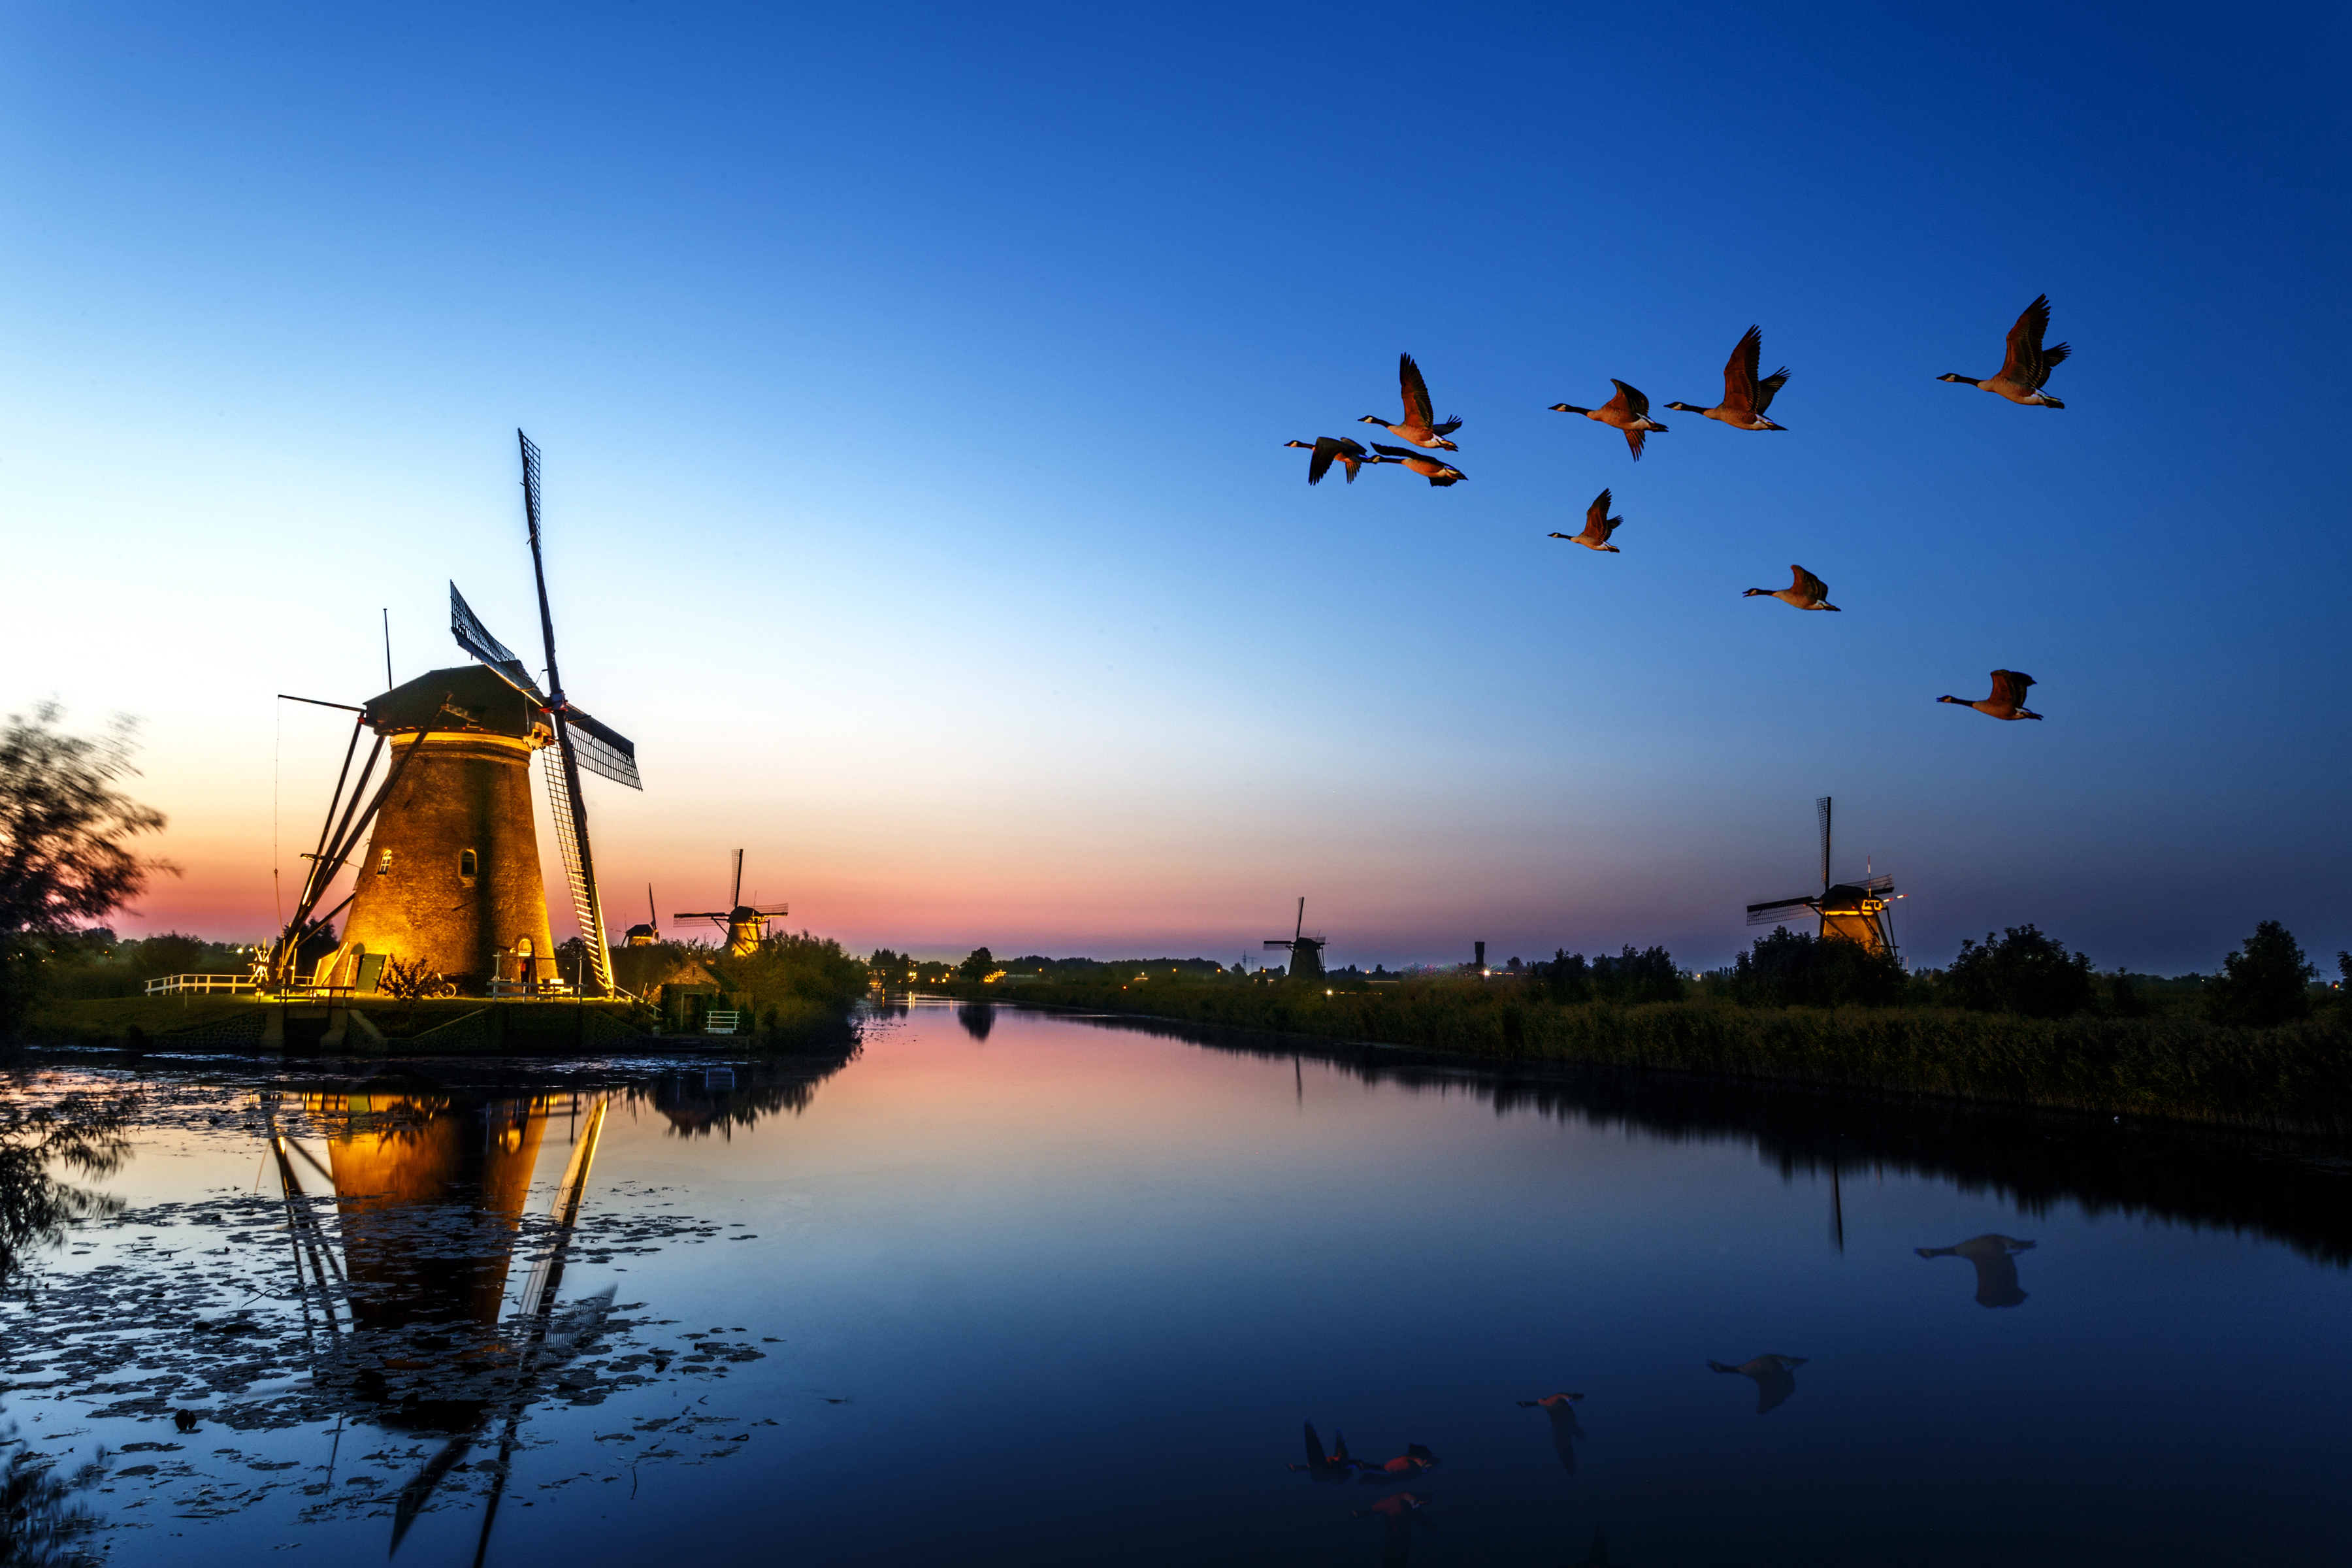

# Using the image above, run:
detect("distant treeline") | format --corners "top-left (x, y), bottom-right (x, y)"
top-left (938, 921), bottom-right (2352, 1134)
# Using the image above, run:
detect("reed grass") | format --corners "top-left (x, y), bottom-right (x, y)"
top-left (943, 977), bottom-right (2352, 1134)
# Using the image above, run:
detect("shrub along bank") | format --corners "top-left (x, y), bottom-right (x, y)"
top-left (936, 970), bottom-right (2352, 1135)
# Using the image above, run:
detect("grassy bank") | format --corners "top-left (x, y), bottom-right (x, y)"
top-left (942, 977), bottom-right (2352, 1134)
top-left (11, 931), bottom-right (872, 1054)
top-left (22, 988), bottom-right (852, 1055)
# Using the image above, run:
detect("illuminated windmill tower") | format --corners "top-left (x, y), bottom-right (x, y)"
top-left (676, 850), bottom-right (789, 956)
top-left (1744, 796), bottom-right (1900, 958)
top-left (1264, 896), bottom-right (1328, 981)
top-left (272, 433), bottom-right (642, 995)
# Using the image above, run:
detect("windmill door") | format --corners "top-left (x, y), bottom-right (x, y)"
top-left (353, 952), bottom-right (388, 994)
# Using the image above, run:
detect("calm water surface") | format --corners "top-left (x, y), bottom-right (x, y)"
top-left (5, 998), bottom-right (2347, 1565)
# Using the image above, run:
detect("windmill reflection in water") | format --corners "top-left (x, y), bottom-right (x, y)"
top-left (260, 1079), bottom-right (615, 1560)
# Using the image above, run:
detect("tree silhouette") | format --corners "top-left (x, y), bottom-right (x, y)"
top-left (2204, 921), bottom-right (2316, 1028)
top-left (0, 705), bottom-right (174, 1038)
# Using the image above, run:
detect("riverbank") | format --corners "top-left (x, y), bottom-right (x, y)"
top-left (938, 979), bottom-right (2352, 1135)
top-left (20, 992), bottom-right (858, 1054)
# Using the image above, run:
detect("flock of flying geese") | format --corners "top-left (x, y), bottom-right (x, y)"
top-left (1284, 297), bottom-right (2075, 723)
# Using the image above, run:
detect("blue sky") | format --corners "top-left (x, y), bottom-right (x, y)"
top-left (2, 3), bottom-right (2345, 972)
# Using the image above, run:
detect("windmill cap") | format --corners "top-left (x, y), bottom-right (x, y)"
top-left (363, 665), bottom-right (548, 742)
top-left (728, 906), bottom-right (760, 921)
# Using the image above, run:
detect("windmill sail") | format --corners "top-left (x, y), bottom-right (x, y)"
top-left (450, 583), bottom-right (640, 790)
top-left (519, 430), bottom-right (616, 998)
top-left (560, 704), bottom-right (640, 791)
top-left (449, 584), bottom-right (546, 703)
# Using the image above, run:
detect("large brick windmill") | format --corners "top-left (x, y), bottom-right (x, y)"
top-left (270, 433), bottom-right (642, 996)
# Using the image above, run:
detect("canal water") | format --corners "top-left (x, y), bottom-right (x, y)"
top-left (3, 997), bottom-right (2345, 1565)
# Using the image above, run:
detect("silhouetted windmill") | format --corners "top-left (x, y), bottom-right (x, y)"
top-left (1265, 897), bottom-right (1328, 981)
top-left (1744, 796), bottom-right (1898, 957)
top-left (624, 885), bottom-right (660, 947)
top-left (675, 851), bottom-right (790, 956)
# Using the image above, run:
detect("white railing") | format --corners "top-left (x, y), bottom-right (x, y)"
top-left (489, 978), bottom-right (579, 998)
top-left (702, 1010), bottom-right (742, 1036)
top-left (144, 973), bottom-right (261, 996)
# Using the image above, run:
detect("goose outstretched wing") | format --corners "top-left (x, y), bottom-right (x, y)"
top-left (1399, 353), bottom-right (1435, 431)
top-left (1306, 438), bottom-right (1341, 485)
top-left (2002, 296), bottom-right (2053, 383)
top-left (1722, 326), bottom-right (1764, 415)
top-left (1587, 489), bottom-right (1621, 540)
top-left (1795, 566), bottom-right (1829, 602)
top-left (1605, 378), bottom-right (1652, 417)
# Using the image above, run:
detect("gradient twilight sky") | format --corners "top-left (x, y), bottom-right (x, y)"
top-left (3, 3), bottom-right (2346, 972)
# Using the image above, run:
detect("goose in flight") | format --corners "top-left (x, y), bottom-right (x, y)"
top-left (1939, 295), bottom-right (2069, 407)
top-left (1284, 436), bottom-right (1373, 485)
top-left (1939, 670), bottom-right (2042, 720)
top-left (1351, 1490), bottom-right (1436, 1557)
top-left (1743, 564), bottom-right (1840, 611)
top-left (1360, 353), bottom-right (1462, 449)
top-left (1917, 1234), bottom-right (2036, 1309)
top-left (1550, 380), bottom-right (1667, 460)
top-left (1369, 442), bottom-right (1467, 487)
top-left (1708, 1353), bottom-right (1808, 1415)
top-left (1666, 325), bottom-right (1789, 431)
top-left (1548, 490), bottom-right (1623, 552)
top-left (1516, 1392), bottom-right (1586, 1476)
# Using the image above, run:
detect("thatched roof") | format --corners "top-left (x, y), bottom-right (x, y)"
top-left (363, 665), bottom-right (547, 742)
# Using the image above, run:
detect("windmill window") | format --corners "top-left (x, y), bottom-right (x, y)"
top-left (515, 936), bottom-right (534, 958)
top-left (459, 849), bottom-right (478, 880)
top-left (376, 850), bottom-right (393, 877)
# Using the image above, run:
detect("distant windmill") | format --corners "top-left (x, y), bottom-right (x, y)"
top-left (623, 885), bottom-right (660, 947)
top-left (1744, 796), bottom-right (1899, 958)
top-left (675, 851), bottom-right (791, 956)
top-left (269, 432), bottom-right (640, 996)
top-left (1264, 897), bottom-right (1328, 982)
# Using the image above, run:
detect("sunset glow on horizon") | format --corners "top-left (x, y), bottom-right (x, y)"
top-left (5, 5), bottom-right (2344, 974)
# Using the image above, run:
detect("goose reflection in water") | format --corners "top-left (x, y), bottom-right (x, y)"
top-left (1515, 1391), bottom-right (1585, 1475)
top-left (1351, 1490), bottom-right (1435, 1565)
top-left (1917, 1233), bottom-right (2036, 1307)
top-left (264, 1075), bottom-right (618, 1559)
top-left (1358, 1441), bottom-right (1441, 1484)
top-left (1290, 1420), bottom-right (1362, 1484)
top-left (1707, 1353), bottom-right (1808, 1414)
